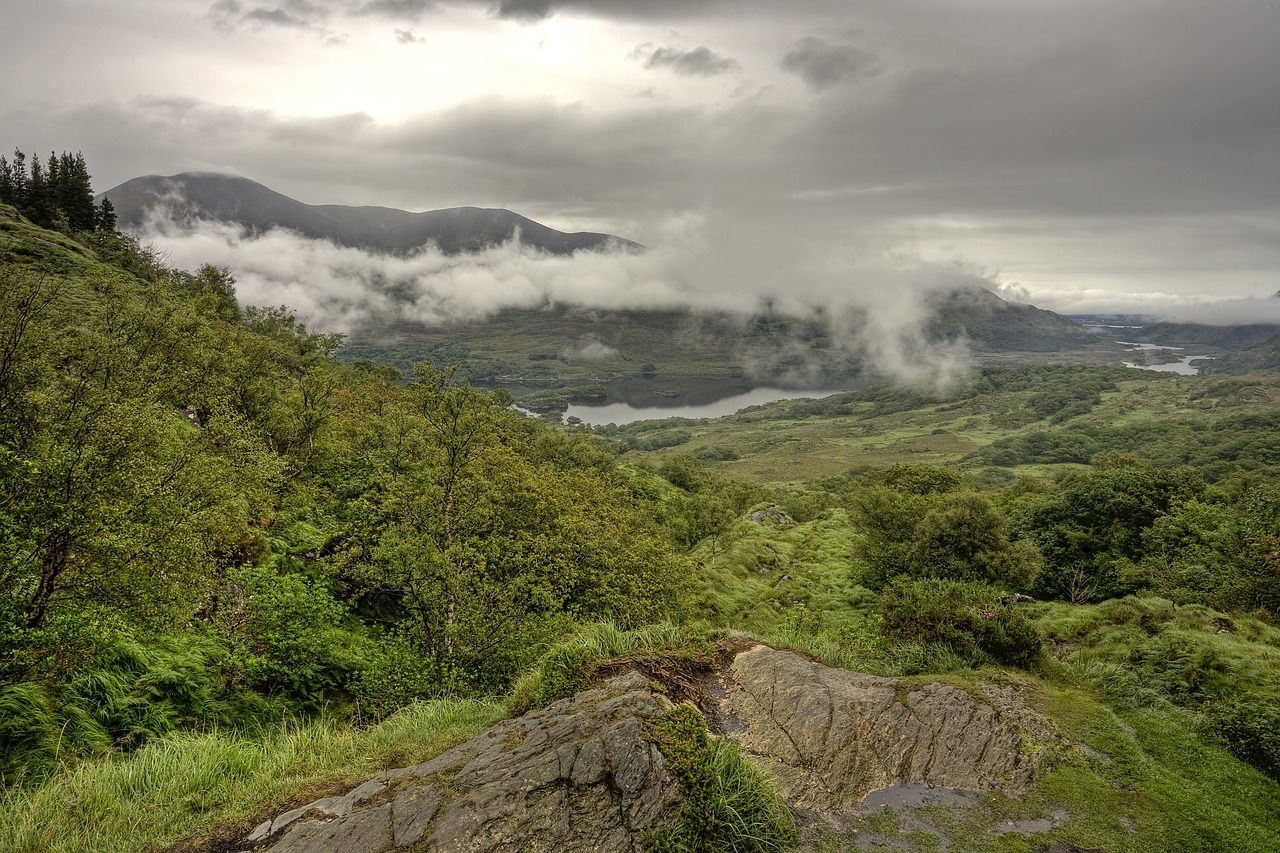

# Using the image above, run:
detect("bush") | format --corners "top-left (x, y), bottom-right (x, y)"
top-left (1204, 699), bottom-right (1280, 781)
top-left (879, 577), bottom-right (1042, 668)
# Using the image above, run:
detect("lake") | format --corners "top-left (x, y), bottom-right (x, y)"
top-left (563, 386), bottom-right (853, 425)
top-left (1118, 341), bottom-right (1213, 375)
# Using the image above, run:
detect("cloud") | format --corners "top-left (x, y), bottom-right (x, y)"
top-left (137, 209), bottom-right (991, 385)
top-left (358, 0), bottom-right (435, 18)
top-left (394, 28), bottom-right (423, 43)
top-left (991, 281), bottom-right (1280, 326)
top-left (560, 339), bottom-right (620, 361)
top-left (210, 0), bottom-right (329, 30)
top-left (486, 0), bottom-right (715, 22)
top-left (780, 36), bottom-right (878, 91)
top-left (636, 44), bottom-right (739, 77)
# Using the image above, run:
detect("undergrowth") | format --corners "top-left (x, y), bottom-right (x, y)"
top-left (508, 621), bottom-right (717, 714)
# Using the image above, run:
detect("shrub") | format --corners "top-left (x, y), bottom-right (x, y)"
top-left (1204, 699), bottom-right (1280, 781)
top-left (879, 577), bottom-right (1043, 668)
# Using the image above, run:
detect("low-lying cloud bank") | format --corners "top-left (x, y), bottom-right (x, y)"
top-left (141, 212), bottom-right (991, 385)
top-left (994, 283), bottom-right (1280, 326)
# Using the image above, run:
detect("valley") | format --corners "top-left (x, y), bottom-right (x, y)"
top-left (2, 163), bottom-right (1279, 853)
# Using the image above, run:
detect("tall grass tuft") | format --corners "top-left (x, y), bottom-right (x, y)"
top-left (0, 697), bottom-right (504, 853)
top-left (508, 621), bottom-right (698, 715)
top-left (644, 704), bottom-right (798, 853)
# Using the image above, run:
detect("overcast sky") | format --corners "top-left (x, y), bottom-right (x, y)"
top-left (3, 0), bottom-right (1279, 318)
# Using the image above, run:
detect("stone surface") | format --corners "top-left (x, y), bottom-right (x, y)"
top-left (242, 647), bottom-right (1060, 853)
top-left (253, 671), bottom-right (682, 853)
top-left (718, 646), bottom-right (1058, 817)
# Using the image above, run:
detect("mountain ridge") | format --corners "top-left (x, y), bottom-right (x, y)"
top-left (100, 172), bottom-right (642, 255)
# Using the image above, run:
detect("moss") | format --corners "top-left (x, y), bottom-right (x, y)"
top-left (643, 704), bottom-right (798, 853)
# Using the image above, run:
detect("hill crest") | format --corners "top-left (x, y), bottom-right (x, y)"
top-left (100, 172), bottom-right (642, 255)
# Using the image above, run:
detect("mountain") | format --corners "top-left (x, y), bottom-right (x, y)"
top-left (924, 285), bottom-right (1098, 352)
top-left (339, 285), bottom-right (1106, 393)
top-left (99, 172), bottom-right (641, 255)
top-left (1204, 331), bottom-right (1280, 373)
top-left (1119, 321), bottom-right (1280, 350)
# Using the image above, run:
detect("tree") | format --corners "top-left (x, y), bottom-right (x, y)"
top-left (335, 369), bottom-right (688, 688)
top-left (1011, 455), bottom-right (1204, 602)
top-left (907, 492), bottom-right (1040, 588)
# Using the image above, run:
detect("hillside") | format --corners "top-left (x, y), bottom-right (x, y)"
top-left (339, 287), bottom-right (1109, 400)
top-left (4, 198), bottom-right (1280, 853)
top-left (100, 172), bottom-right (641, 255)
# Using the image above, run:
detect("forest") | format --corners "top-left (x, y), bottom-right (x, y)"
top-left (1, 153), bottom-right (1278, 853)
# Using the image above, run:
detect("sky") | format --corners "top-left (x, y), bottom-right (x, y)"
top-left (3, 0), bottom-right (1280, 322)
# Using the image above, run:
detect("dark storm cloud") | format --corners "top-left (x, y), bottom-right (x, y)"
top-left (211, 0), bottom-right (329, 29)
top-left (636, 45), bottom-right (739, 77)
top-left (780, 36), bottom-right (878, 91)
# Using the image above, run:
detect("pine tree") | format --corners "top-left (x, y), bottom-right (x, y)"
top-left (26, 154), bottom-right (54, 227)
top-left (96, 196), bottom-right (117, 232)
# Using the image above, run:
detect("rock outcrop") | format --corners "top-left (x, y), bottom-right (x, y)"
top-left (248, 672), bottom-right (682, 853)
top-left (234, 646), bottom-right (1060, 852)
top-left (717, 646), bottom-right (1058, 818)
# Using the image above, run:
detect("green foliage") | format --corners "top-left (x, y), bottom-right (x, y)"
top-left (643, 704), bottom-right (798, 853)
top-left (0, 697), bottom-right (505, 853)
top-left (0, 682), bottom-right (61, 784)
top-left (906, 492), bottom-right (1042, 588)
top-left (880, 577), bottom-right (1043, 667)
top-left (1205, 699), bottom-right (1280, 781)
top-left (878, 463), bottom-right (963, 495)
top-left (217, 564), bottom-right (357, 707)
top-left (508, 622), bottom-right (693, 715)
top-left (1012, 456), bottom-right (1205, 603)
top-left (851, 482), bottom-right (1039, 590)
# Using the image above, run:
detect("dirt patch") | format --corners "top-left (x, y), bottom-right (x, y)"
top-left (157, 776), bottom-right (361, 853)
top-left (592, 636), bottom-right (758, 727)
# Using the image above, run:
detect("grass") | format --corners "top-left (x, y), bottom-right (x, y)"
top-left (643, 704), bottom-right (799, 853)
top-left (507, 621), bottom-right (711, 714)
top-left (616, 370), bottom-right (1280, 485)
top-left (0, 698), bottom-right (505, 853)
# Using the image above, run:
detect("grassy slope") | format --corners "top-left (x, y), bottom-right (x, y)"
top-left (0, 700), bottom-right (504, 853)
top-left (687, 513), bottom-right (1280, 853)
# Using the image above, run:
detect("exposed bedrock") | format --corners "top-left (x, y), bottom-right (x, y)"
top-left (240, 646), bottom-right (1059, 852)
top-left (717, 645), bottom-right (1058, 818)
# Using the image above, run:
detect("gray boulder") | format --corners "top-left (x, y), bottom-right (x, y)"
top-left (239, 646), bottom-right (1060, 852)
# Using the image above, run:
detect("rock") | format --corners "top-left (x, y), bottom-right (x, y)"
top-left (252, 672), bottom-right (682, 853)
top-left (717, 646), bottom-right (1059, 818)
top-left (242, 647), bottom-right (1060, 853)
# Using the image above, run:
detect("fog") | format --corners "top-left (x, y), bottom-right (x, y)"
top-left (141, 211), bottom-right (986, 386)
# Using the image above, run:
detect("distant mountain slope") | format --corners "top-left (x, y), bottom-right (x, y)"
top-left (1205, 331), bottom-right (1280, 374)
top-left (925, 286), bottom-right (1097, 352)
top-left (1121, 321), bottom-right (1280, 350)
top-left (340, 286), bottom-right (1107, 389)
top-left (99, 172), bottom-right (641, 255)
